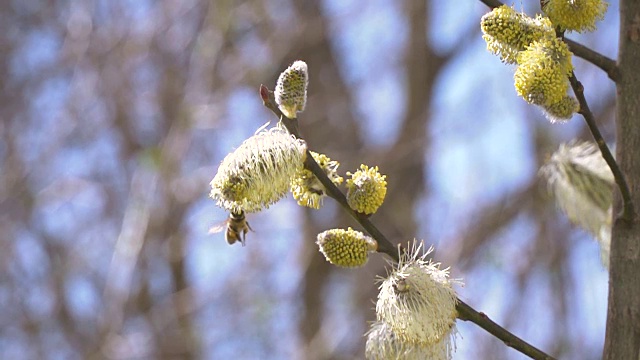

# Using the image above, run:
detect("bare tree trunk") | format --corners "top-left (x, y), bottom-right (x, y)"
top-left (603, 1), bottom-right (640, 358)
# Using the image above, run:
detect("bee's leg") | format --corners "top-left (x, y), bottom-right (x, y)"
top-left (239, 225), bottom-right (251, 247)
top-left (239, 229), bottom-right (247, 247)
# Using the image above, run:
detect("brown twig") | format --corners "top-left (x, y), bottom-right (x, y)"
top-left (567, 72), bottom-right (635, 221)
top-left (260, 84), bottom-right (556, 360)
top-left (564, 39), bottom-right (620, 82)
top-left (456, 301), bottom-right (556, 360)
top-left (552, 26), bottom-right (636, 222)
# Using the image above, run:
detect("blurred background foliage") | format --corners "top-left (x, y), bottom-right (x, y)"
top-left (0, 0), bottom-right (618, 359)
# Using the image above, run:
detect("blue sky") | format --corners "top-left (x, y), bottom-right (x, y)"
top-left (6, 0), bottom-right (619, 358)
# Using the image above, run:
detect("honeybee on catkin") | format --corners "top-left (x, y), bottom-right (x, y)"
top-left (210, 211), bottom-right (253, 246)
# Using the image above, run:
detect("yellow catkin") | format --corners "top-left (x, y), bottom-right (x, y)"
top-left (543, 0), bottom-right (608, 33)
top-left (481, 5), bottom-right (554, 63)
top-left (346, 165), bottom-right (387, 215)
top-left (514, 37), bottom-right (574, 107)
top-left (316, 228), bottom-right (377, 268)
top-left (290, 152), bottom-right (342, 209)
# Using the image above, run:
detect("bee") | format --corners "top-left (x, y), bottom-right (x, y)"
top-left (209, 211), bottom-right (253, 246)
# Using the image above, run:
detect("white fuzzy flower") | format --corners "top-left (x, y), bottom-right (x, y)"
top-left (539, 141), bottom-right (613, 266)
top-left (376, 241), bottom-right (461, 346)
top-left (275, 60), bottom-right (308, 119)
top-left (210, 124), bottom-right (307, 213)
top-left (365, 321), bottom-right (456, 360)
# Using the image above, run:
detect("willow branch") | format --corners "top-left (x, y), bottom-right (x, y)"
top-left (456, 301), bottom-right (556, 360)
top-left (556, 26), bottom-right (635, 221)
top-left (564, 39), bottom-right (620, 82)
top-left (478, 0), bottom-right (620, 82)
top-left (568, 72), bottom-right (635, 221)
top-left (260, 85), bottom-right (556, 360)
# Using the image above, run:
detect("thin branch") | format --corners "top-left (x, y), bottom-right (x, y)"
top-left (478, 0), bottom-right (621, 82)
top-left (260, 85), bottom-right (556, 360)
top-left (568, 72), bottom-right (635, 221)
top-left (554, 26), bottom-right (636, 222)
top-left (456, 301), bottom-right (556, 360)
top-left (564, 39), bottom-right (620, 82)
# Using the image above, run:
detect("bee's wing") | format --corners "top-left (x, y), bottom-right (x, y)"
top-left (208, 222), bottom-right (226, 234)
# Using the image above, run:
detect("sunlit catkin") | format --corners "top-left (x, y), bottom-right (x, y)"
top-left (316, 228), bottom-right (377, 268)
top-left (275, 60), bottom-right (309, 119)
top-left (376, 241), bottom-right (460, 346)
top-left (346, 165), bottom-right (387, 215)
top-left (542, 95), bottom-right (580, 123)
top-left (543, 0), bottom-right (608, 33)
top-left (514, 37), bottom-right (574, 108)
top-left (210, 125), bottom-right (307, 213)
top-left (290, 152), bottom-right (343, 209)
top-left (365, 321), bottom-right (456, 360)
top-left (481, 5), bottom-right (554, 64)
top-left (539, 141), bottom-right (614, 266)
